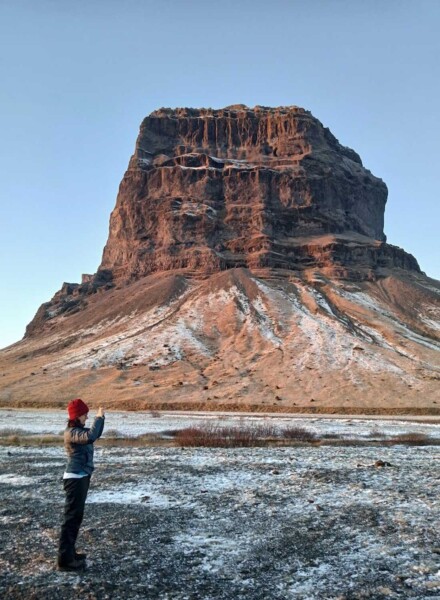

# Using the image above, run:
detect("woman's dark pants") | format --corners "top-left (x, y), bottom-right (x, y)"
top-left (58, 476), bottom-right (91, 564)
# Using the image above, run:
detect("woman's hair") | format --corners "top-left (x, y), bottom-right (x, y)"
top-left (67, 418), bottom-right (84, 428)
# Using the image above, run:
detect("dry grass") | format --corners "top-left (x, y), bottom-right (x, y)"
top-left (104, 428), bottom-right (124, 439)
top-left (390, 432), bottom-right (437, 445)
top-left (0, 428), bottom-right (34, 437)
top-left (99, 434), bottom-right (174, 447)
top-left (0, 434), bottom-right (62, 446)
top-left (0, 424), bottom-right (437, 448)
top-left (0, 433), bottom-right (174, 448)
top-left (173, 424), bottom-right (439, 448)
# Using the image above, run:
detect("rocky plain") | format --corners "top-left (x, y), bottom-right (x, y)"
top-left (0, 412), bottom-right (439, 599)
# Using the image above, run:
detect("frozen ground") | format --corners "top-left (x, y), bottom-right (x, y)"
top-left (0, 440), bottom-right (439, 599)
top-left (0, 409), bottom-right (439, 439)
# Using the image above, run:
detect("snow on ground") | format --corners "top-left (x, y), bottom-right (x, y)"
top-left (420, 317), bottom-right (440, 332)
top-left (338, 289), bottom-right (440, 352)
top-left (0, 409), bottom-right (439, 439)
top-left (0, 474), bottom-right (40, 485)
top-left (48, 287), bottom-right (196, 371)
top-left (0, 443), bottom-right (439, 598)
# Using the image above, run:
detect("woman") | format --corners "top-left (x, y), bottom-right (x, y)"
top-left (57, 398), bottom-right (105, 571)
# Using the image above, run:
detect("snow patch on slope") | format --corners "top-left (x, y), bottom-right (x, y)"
top-left (340, 289), bottom-right (440, 351)
top-left (45, 275), bottom-right (437, 383)
top-left (255, 280), bottom-right (409, 379)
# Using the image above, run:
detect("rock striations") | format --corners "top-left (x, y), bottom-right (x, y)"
top-left (101, 105), bottom-right (416, 282)
top-left (1, 106), bottom-right (439, 413)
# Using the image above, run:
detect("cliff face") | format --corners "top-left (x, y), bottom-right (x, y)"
top-left (99, 105), bottom-right (414, 283)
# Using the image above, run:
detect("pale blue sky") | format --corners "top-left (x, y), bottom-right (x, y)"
top-left (0, 0), bottom-right (439, 349)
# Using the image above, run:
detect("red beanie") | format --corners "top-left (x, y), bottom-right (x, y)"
top-left (67, 398), bottom-right (89, 420)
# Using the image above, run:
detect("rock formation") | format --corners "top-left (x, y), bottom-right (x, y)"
top-left (101, 105), bottom-right (416, 282)
top-left (1, 106), bottom-right (438, 413)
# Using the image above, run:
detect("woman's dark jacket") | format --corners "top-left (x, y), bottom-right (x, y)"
top-left (63, 416), bottom-right (105, 475)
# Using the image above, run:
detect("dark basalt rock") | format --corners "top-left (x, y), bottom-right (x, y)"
top-left (25, 269), bottom-right (114, 337)
top-left (98, 105), bottom-right (417, 283)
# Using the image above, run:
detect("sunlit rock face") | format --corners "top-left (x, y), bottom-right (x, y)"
top-left (3, 105), bottom-right (438, 413)
top-left (99, 105), bottom-right (417, 283)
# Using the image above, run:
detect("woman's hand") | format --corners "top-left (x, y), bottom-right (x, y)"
top-left (96, 407), bottom-right (105, 417)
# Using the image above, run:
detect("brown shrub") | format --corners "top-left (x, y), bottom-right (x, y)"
top-left (174, 423), bottom-right (278, 447)
top-left (281, 427), bottom-right (318, 442)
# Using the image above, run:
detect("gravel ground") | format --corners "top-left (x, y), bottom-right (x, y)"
top-left (0, 444), bottom-right (439, 599)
